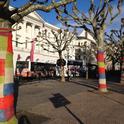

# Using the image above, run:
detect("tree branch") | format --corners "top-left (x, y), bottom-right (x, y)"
top-left (11, 0), bottom-right (75, 22)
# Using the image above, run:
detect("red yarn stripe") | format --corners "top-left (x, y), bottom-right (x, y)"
top-left (0, 95), bottom-right (14, 109)
top-left (99, 84), bottom-right (107, 89)
top-left (98, 67), bottom-right (105, 74)
top-left (7, 33), bottom-right (13, 53)
top-left (0, 59), bottom-right (5, 76)
top-left (97, 53), bottom-right (104, 61)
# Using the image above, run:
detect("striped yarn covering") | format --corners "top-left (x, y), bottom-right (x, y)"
top-left (0, 29), bottom-right (18, 124)
top-left (97, 50), bottom-right (107, 92)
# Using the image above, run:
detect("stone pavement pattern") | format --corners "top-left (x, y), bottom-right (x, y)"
top-left (16, 78), bottom-right (124, 124)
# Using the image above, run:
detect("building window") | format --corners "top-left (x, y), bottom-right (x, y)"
top-left (42, 29), bottom-right (47, 38)
top-left (26, 22), bottom-right (32, 38)
top-left (75, 49), bottom-right (81, 60)
top-left (78, 42), bottom-right (80, 46)
top-left (48, 32), bottom-right (50, 38)
top-left (35, 25), bottom-right (40, 36)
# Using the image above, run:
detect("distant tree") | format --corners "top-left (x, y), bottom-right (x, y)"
top-left (105, 41), bottom-right (121, 71)
top-left (75, 41), bottom-right (97, 79)
top-left (0, 0), bottom-right (75, 123)
top-left (55, 0), bottom-right (124, 92)
top-left (82, 42), bottom-right (97, 79)
top-left (105, 20), bottom-right (124, 83)
top-left (40, 29), bottom-right (75, 82)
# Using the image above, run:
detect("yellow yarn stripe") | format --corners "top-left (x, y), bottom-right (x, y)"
top-left (0, 76), bottom-right (4, 84)
top-left (0, 116), bottom-right (18, 124)
top-left (98, 62), bottom-right (105, 67)
top-left (0, 36), bottom-right (8, 51)
top-left (5, 53), bottom-right (13, 68)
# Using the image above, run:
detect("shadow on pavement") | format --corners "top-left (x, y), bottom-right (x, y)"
top-left (109, 88), bottom-right (124, 94)
top-left (49, 93), bottom-right (84, 124)
top-left (70, 81), bottom-right (97, 90)
top-left (106, 71), bottom-right (121, 83)
top-left (71, 79), bottom-right (124, 95)
top-left (17, 111), bottom-right (50, 124)
top-left (64, 106), bottom-right (84, 124)
top-left (49, 93), bottom-right (71, 108)
top-left (88, 90), bottom-right (124, 106)
top-left (18, 115), bottom-right (31, 124)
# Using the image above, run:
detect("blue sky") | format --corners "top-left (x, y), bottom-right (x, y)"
top-left (10, 0), bottom-right (124, 33)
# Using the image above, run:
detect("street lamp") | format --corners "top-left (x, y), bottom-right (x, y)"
top-left (66, 47), bottom-right (70, 81)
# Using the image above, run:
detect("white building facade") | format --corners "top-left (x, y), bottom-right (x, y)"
top-left (12, 11), bottom-right (75, 75)
top-left (12, 10), bottom-right (97, 78)
top-left (74, 30), bottom-right (97, 66)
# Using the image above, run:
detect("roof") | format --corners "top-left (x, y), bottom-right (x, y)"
top-left (10, 6), bottom-right (59, 30)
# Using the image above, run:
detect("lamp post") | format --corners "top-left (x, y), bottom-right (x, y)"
top-left (66, 47), bottom-right (70, 81)
top-left (82, 42), bottom-right (89, 79)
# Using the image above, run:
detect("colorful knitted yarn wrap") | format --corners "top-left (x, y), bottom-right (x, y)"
top-left (0, 29), bottom-right (17, 124)
top-left (97, 50), bottom-right (107, 92)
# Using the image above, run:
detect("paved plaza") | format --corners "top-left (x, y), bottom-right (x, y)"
top-left (16, 78), bottom-right (124, 124)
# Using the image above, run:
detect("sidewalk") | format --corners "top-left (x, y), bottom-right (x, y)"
top-left (17, 78), bottom-right (124, 124)
top-left (71, 78), bottom-right (124, 94)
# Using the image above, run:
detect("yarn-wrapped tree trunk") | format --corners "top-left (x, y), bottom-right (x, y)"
top-left (55, 0), bottom-right (123, 92)
top-left (0, 27), bottom-right (17, 123)
top-left (97, 48), bottom-right (107, 92)
top-left (0, 0), bottom-right (75, 123)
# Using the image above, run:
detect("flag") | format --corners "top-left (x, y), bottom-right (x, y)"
top-left (30, 39), bottom-right (35, 62)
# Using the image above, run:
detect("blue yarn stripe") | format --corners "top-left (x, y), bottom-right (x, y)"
top-left (4, 83), bottom-right (14, 96)
top-left (0, 110), bottom-right (6, 122)
top-left (97, 51), bottom-right (104, 54)
top-left (0, 107), bottom-right (14, 122)
top-left (99, 74), bottom-right (106, 79)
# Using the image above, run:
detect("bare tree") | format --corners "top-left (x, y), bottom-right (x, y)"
top-left (55, 0), bottom-right (124, 92)
top-left (0, 0), bottom-right (75, 123)
top-left (105, 20), bottom-right (124, 83)
top-left (75, 41), bottom-right (97, 79)
top-left (0, 0), bottom-right (75, 27)
top-left (82, 42), bottom-right (97, 79)
top-left (105, 41), bottom-right (121, 71)
top-left (40, 29), bottom-right (75, 82)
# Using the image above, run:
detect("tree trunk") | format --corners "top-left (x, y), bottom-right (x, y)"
top-left (120, 61), bottom-right (124, 84)
top-left (96, 29), bottom-right (108, 92)
top-left (120, 45), bottom-right (124, 84)
top-left (60, 65), bottom-right (65, 82)
top-left (86, 65), bottom-right (89, 80)
top-left (112, 59), bottom-right (115, 71)
top-left (58, 52), bottom-right (65, 82)
top-left (0, 20), bottom-right (18, 123)
top-left (97, 49), bottom-right (107, 92)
